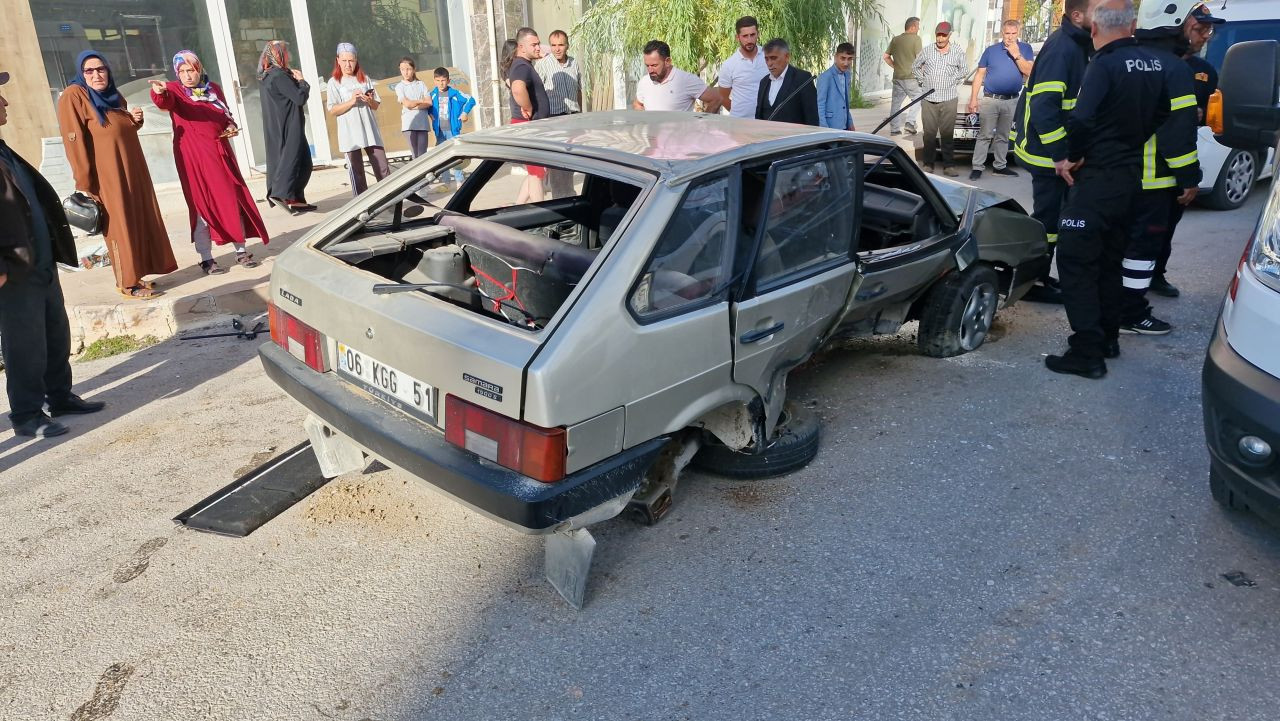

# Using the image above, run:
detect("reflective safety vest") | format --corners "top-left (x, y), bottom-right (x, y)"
top-left (1009, 18), bottom-right (1092, 172)
top-left (1138, 57), bottom-right (1201, 192)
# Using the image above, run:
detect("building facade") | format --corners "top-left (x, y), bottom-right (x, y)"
top-left (0, 0), bottom-right (588, 191)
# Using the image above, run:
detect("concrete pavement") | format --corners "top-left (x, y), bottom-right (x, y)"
top-left (2, 110), bottom-right (1278, 720)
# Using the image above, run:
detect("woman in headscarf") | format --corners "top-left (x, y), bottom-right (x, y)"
top-left (326, 42), bottom-right (389, 197)
top-left (258, 40), bottom-right (314, 214)
top-left (150, 51), bottom-right (270, 274)
top-left (57, 50), bottom-right (176, 299)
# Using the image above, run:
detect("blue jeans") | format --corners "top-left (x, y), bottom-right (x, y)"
top-left (437, 128), bottom-right (464, 184)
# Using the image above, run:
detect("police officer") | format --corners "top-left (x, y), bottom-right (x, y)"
top-left (1153, 2), bottom-right (1224, 298)
top-left (1009, 0), bottom-right (1096, 304)
top-left (1046, 0), bottom-right (1179, 379)
top-left (1117, 1), bottom-right (1209, 336)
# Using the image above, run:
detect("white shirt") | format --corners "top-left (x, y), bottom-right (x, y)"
top-left (394, 79), bottom-right (431, 132)
top-left (717, 48), bottom-right (768, 118)
top-left (635, 67), bottom-right (708, 112)
top-left (327, 76), bottom-right (384, 152)
top-left (767, 67), bottom-right (788, 105)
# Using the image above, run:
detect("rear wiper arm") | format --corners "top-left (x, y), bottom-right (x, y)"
top-left (372, 282), bottom-right (543, 327)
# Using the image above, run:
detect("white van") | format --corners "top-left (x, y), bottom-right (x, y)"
top-left (1198, 0), bottom-right (1280, 209)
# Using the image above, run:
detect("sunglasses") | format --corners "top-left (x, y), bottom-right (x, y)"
top-left (83, 67), bottom-right (109, 75)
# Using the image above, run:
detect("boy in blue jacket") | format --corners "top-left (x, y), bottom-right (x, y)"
top-left (429, 67), bottom-right (476, 187)
top-left (816, 43), bottom-right (856, 131)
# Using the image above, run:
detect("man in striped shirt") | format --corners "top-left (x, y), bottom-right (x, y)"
top-left (912, 21), bottom-right (968, 176)
top-left (536, 30), bottom-right (582, 117)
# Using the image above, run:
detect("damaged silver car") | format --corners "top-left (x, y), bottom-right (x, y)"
top-left (258, 112), bottom-right (1048, 605)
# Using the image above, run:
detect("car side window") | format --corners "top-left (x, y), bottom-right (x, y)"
top-left (629, 175), bottom-right (731, 317)
top-left (753, 156), bottom-right (856, 289)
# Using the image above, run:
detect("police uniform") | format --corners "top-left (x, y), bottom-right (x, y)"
top-left (1051, 38), bottom-right (1175, 368)
top-left (1153, 53), bottom-right (1218, 285)
top-left (1010, 15), bottom-right (1092, 265)
top-left (1119, 39), bottom-right (1200, 329)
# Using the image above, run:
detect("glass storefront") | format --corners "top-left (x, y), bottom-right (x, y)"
top-left (308, 0), bottom-right (457, 157)
top-left (224, 0), bottom-right (300, 168)
top-left (32, 0), bottom-right (219, 111)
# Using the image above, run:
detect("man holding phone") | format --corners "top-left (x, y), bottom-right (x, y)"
top-left (968, 20), bottom-right (1034, 179)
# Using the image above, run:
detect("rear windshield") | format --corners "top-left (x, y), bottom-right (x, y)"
top-left (322, 155), bottom-right (648, 331)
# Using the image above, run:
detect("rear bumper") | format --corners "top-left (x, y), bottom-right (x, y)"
top-left (1202, 320), bottom-right (1280, 525)
top-left (259, 343), bottom-right (668, 532)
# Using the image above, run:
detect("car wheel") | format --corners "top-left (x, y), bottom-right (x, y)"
top-left (692, 401), bottom-right (821, 480)
top-left (1203, 149), bottom-right (1258, 211)
top-left (917, 264), bottom-right (1000, 358)
top-left (1209, 464), bottom-right (1249, 512)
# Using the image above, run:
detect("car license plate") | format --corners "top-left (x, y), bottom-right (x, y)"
top-left (336, 342), bottom-right (436, 421)
top-left (954, 128), bottom-right (980, 140)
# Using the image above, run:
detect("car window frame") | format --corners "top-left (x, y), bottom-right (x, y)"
top-left (626, 168), bottom-right (741, 325)
top-left (739, 146), bottom-right (865, 300)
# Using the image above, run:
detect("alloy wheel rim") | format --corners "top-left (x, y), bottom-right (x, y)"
top-left (1227, 152), bottom-right (1256, 204)
top-left (959, 283), bottom-right (997, 351)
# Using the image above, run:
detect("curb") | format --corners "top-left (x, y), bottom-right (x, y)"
top-left (69, 280), bottom-right (270, 350)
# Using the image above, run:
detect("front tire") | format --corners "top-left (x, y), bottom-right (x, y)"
top-left (1202, 149), bottom-right (1257, 211)
top-left (917, 264), bottom-right (1000, 358)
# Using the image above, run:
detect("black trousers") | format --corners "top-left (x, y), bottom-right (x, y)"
top-left (1056, 165), bottom-right (1141, 358)
top-left (0, 269), bottom-right (74, 424)
top-left (1120, 188), bottom-right (1178, 323)
top-left (1031, 171), bottom-right (1068, 278)
top-left (1156, 199), bottom-right (1186, 278)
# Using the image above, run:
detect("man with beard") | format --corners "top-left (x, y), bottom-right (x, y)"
top-left (633, 40), bottom-right (722, 113)
top-left (717, 16), bottom-right (769, 119)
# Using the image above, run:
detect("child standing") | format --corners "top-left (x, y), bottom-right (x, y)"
top-left (428, 67), bottom-right (476, 187)
top-left (395, 57), bottom-right (432, 157)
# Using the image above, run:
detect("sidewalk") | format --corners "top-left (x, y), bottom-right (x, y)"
top-left (59, 166), bottom-right (356, 349)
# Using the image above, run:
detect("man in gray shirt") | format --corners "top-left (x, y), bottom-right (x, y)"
top-left (913, 21), bottom-right (968, 176)
top-left (883, 16), bottom-right (923, 135)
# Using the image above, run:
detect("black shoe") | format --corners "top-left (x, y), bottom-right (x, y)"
top-left (1149, 276), bottom-right (1180, 298)
top-left (48, 394), bottom-right (106, 417)
top-left (1045, 352), bottom-right (1107, 379)
top-left (890, 130), bottom-right (903, 136)
top-left (1119, 315), bottom-right (1172, 335)
top-left (1103, 339), bottom-right (1120, 359)
top-left (14, 414), bottom-right (70, 438)
top-left (1022, 282), bottom-right (1064, 304)
top-left (969, 169), bottom-right (983, 180)
top-left (993, 167), bottom-right (1018, 177)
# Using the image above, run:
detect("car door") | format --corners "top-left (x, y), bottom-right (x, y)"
top-left (835, 147), bottom-right (962, 334)
top-left (731, 148), bottom-right (862, 432)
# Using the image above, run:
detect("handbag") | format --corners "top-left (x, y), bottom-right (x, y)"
top-left (61, 191), bottom-right (102, 235)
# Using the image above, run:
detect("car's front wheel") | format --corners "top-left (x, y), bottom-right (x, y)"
top-left (917, 264), bottom-right (1000, 358)
top-left (1203, 149), bottom-right (1258, 211)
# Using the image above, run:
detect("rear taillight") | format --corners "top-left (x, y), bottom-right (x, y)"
top-left (445, 394), bottom-right (566, 482)
top-left (268, 302), bottom-right (325, 372)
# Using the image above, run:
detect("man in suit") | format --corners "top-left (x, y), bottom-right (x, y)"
top-left (0, 71), bottom-right (106, 438)
top-left (755, 38), bottom-right (819, 126)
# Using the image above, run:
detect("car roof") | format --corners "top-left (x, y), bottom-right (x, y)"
top-left (455, 111), bottom-right (896, 179)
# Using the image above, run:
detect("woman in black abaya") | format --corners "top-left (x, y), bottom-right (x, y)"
top-left (258, 41), bottom-right (315, 214)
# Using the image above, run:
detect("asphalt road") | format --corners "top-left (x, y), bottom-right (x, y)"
top-left (1, 173), bottom-right (1277, 721)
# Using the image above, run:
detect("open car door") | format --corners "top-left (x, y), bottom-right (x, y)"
top-left (730, 148), bottom-right (862, 434)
